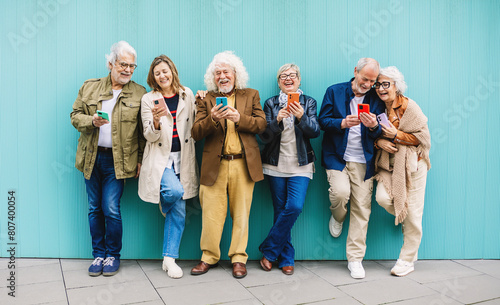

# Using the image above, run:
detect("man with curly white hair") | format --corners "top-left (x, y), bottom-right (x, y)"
top-left (71, 41), bottom-right (146, 277)
top-left (191, 51), bottom-right (266, 278)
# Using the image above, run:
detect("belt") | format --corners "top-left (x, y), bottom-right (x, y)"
top-left (220, 154), bottom-right (244, 161)
top-left (98, 146), bottom-right (112, 153)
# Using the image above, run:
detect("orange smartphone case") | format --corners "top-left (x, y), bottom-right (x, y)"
top-left (287, 93), bottom-right (300, 110)
top-left (358, 103), bottom-right (370, 119)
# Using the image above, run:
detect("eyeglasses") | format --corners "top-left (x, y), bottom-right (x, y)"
top-left (115, 61), bottom-right (137, 71)
top-left (373, 81), bottom-right (392, 89)
top-left (279, 73), bottom-right (298, 80)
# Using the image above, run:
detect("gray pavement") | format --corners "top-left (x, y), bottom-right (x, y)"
top-left (1, 258), bottom-right (500, 305)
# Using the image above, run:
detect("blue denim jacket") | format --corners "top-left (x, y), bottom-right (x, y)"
top-left (260, 94), bottom-right (320, 166)
top-left (318, 79), bottom-right (384, 180)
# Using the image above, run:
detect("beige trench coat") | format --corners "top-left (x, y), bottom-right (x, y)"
top-left (138, 87), bottom-right (199, 203)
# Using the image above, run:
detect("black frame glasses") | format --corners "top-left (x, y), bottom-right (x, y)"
top-left (279, 73), bottom-right (298, 80)
top-left (373, 81), bottom-right (392, 89)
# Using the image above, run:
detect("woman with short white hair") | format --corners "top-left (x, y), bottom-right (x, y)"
top-left (373, 66), bottom-right (431, 277)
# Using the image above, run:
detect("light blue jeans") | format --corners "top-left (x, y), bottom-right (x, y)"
top-left (159, 166), bottom-right (186, 258)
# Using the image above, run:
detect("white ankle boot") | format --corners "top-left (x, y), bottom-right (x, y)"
top-left (162, 257), bottom-right (183, 279)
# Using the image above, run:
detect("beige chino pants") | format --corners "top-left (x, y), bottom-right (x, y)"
top-left (326, 162), bottom-right (373, 262)
top-left (199, 158), bottom-right (255, 265)
top-left (376, 159), bottom-right (428, 262)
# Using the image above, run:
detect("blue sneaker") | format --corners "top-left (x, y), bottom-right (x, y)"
top-left (88, 257), bottom-right (104, 276)
top-left (103, 257), bottom-right (120, 276)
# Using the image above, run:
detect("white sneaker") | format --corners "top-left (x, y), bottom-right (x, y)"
top-left (348, 261), bottom-right (365, 279)
top-left (329, 215), bottom-right (343, 238)
top-left (391, 259), bottom-right (414, 277)
top-left (162, 257), bottom-right (183, 279)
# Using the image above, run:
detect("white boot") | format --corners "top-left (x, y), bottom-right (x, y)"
top-left (162, 257), bottom-right (183, 279)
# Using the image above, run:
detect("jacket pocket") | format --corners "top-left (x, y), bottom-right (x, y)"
top-left (83, 98), bottom-right (98, 115)
top-left (121, 99), bottom-right (140, 122)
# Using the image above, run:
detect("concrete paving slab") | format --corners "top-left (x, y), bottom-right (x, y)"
top-left (0, 281), bottom-right (67, 305)
top-left (302, 296), bottom-right (363, 304)
top-left (66, 279), bottom-right (160, 305)
top-left (156, 278), bottom-right (253, 305)
top-left (301, 260), bottom-right (391, 286)
top-left (425, 274), bottom-right (500, 304)
top-left (16, 262), bottom-right (63, 286)
top-left (142, 260), bottom-right (233, 289)
top-left (238, 261), bottom-right (319, 288)
top-left (384, 293), bottom-right (463, 304)
top-left (63, 259), bottom-right (147, 289)
top-left (338, 276), bottom-right (436, 305)
top-left (388, 260), bottom-right (483, 284)
top-left (248, 273), bottom-right (347, 305)
top-left (454, 259), bottom-right (500, 280)
top-left (60, 258), bottom-right (93, 272)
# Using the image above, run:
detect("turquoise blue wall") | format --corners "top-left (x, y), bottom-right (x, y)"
top-left (1, 0), bottom-right (499, 260)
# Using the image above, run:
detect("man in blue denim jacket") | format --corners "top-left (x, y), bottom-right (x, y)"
top-left (318, 58), bottom-right (384, 279)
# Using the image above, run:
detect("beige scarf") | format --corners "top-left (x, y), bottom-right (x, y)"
top-left (375, 96), bottom-right (431, 225)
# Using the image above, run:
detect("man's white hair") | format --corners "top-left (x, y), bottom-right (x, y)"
top-left (378, 66), bottom-right (408, 95)
top-left (105, 41), bottom-right (137, 71)
top-left (204, 51), bottom-right (249, 92)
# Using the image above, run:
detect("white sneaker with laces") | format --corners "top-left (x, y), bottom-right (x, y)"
top-left (329, 215), bottom-right (343, 238)
top-left (348, 261), bottom-right (365, 279)
top-left (162, 257), bottom-right (183, 279)
top-left (391, 259), bottom-right (414, 277)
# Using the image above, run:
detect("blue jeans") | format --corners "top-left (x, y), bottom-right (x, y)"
top-left (85, 151), bottom-right (124, 259)
top-left (160, 166), bottom-right (186, 258)
top-left (259, 175), bottom-right (310, 267)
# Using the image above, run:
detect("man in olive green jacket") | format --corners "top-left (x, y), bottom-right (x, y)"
top-left (70, 41), bottom-right (146, 277)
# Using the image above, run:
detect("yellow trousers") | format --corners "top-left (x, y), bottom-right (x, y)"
top-left (199, 158), bottom-right (255, 264)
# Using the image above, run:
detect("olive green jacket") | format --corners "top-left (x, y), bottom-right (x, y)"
top-left (70, 74), bottom-right (147, 180)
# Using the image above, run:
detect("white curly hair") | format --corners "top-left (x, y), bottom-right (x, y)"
top-left (204, 51), bottom-right (249, 92)
top-left (378, 66), bottom-right (408, 95)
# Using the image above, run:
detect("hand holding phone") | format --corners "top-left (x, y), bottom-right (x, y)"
top-left (216, 97), bottom-right (228, 112)
top-left (96, 110), bottom-right (109, 121)
top-left (358, 103), bottom-right (370, 119)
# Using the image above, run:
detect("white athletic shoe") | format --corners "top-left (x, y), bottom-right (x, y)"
top-left (348, 261), bottom-right (365, 279)
top-left (391, 259), bottom-right (414, 277)
top-left (162, 257), bottom-right (183, 279)
top-left (329, 215), bottom-right (343, 238)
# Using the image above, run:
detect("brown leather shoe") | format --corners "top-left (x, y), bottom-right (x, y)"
top-left (260, 257), bottom-right (272, 271)
top-left (190, 261), bottom-right (218, 275)
top-left (282, 266), bottom-right (294, 275)
top-left (232, 262), bottom-right (247, 278)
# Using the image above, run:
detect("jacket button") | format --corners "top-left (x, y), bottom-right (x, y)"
top-left (185, 139), bottom-right (188, 143)
top-left (159, 143), bottom-right (162, 146)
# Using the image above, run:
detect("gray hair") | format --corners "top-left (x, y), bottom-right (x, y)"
top-left (378, 66), bottom-right (407, 95)
top-left (105, 41), bottom-right (137, 71)
top-left (204, 51), bottom-right (249, 92)
top-left (276, 63), bottom-right (301, 80)
top-left (356, 57), bottom-right (380, 73)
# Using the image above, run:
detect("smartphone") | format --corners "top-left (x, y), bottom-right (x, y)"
top-left (96, 110), bottom-right (109, 121)
top-left (377, 113), bottom-right (391, 128)
top-left (153, 99), bottom-right (167, 113)
top-left (216, 97), bottom-right (228, 111)
top-left (358, 103), bottom-right (370, 119)
top-left (287, 93), bottom-right (300, 111)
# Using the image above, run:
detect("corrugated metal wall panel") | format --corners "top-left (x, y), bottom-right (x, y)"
top-left (0, 0), bottom-right (498, 260)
